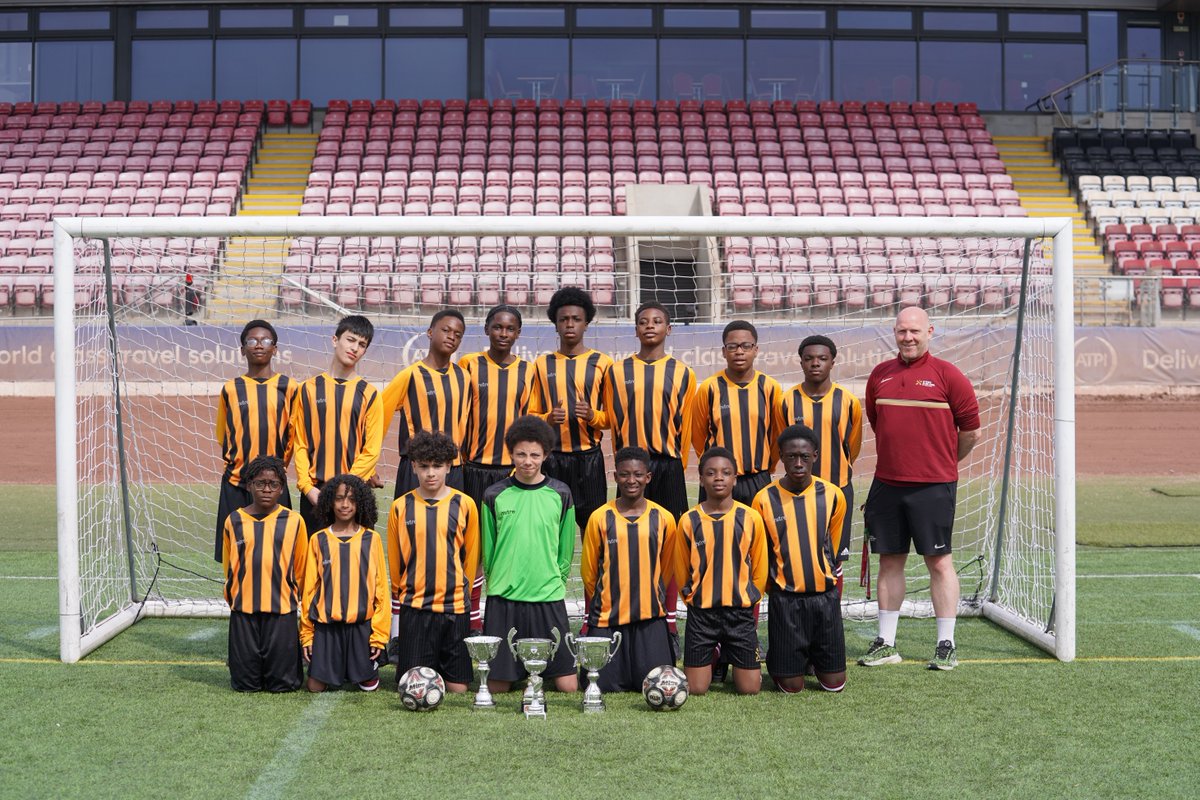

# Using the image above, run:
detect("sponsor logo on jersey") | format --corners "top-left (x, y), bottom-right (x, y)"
top-left (916, 379), bottom-right (936, 388)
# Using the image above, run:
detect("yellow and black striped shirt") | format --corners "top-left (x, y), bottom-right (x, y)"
top-left (222, 505), bottom-right (308, 615)
top-left (581, 500), bottom-right (676, 627)
top-left (382, 361), bottom-right (471, 465)
top-left (299, 526), bottom-right (391, 649)
top-left (605, 355), bottom-right (696, 463)
top-left (459, 351), bottom-right (534, 466)
top-left (752, 478), bottom-right (846, 595)
top-left (215, 373), bottom-right (298, 486)
top-left (673, 502), bottom-right (768, 609)
top-left (690, 370), bottom-right (784, 475)
top-left (777, 382), bottom-right (863, 487)
top-left (529, 349), bottom-right (613, 453)
top-left (292, 373), bottom-right (383, 494)
top-left (386, 489), bottom-right (480, 615)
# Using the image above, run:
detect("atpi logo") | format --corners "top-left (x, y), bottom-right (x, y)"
top-left (1074, 335), bottom-right (1119, 384)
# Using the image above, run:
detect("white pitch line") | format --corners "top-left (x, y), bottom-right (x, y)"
top-left (1078, 573), bottom-right (1200, 580)
top-left (185, 626), bottom-right (221, 642)
top-left (24, 625), bottom-right (56, 640)
top-left (0, 575), bottom-right (56, 581)
top-left (245, 692), bottom-right (343, 800)
top-left (1171, 623), bottom-right (1200, 643)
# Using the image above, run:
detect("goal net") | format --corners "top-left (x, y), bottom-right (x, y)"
top-left (53, 215), bottom-right (1076, 663)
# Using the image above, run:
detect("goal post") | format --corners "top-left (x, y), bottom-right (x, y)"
top-left (53, 214), bottom-right (1076, 664)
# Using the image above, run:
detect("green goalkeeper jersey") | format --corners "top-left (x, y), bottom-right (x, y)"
top-left (480, 476), bottom-right (576, 603)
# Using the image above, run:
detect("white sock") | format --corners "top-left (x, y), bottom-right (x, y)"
top-left (878, 610), bottom-right (899, 646)
top-left (936, 617), bottom-right (956, 646)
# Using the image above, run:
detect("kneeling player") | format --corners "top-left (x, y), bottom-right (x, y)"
top-left (753, 425), bottom-right (848, 693)
top-left (674, 447), bottom-right (768, 696)
top-left (581, 446), bottom-right (678, 691)
top-left (301, 474), bottom-right (390, 692)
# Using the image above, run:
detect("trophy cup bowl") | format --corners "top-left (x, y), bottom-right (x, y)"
top-left (566, 633), bottom-right (622, 713)
top-left (507, 627), bottom-right (561, 719)
top-left (464, 635), bottom-right (502, 710)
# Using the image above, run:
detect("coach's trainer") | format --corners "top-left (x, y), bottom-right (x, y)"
top-left (858, 307), bottom-right (980, 671)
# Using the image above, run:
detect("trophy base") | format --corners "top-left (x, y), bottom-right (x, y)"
top-left (582, 703), bottom-right (606, 714)
top-left (471, 701), bottom-right (497, 711)
top-left (521, 704), bottom-right (548, 720)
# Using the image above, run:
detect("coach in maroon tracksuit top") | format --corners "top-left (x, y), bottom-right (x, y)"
top-left (859, 307), bottom-right (980, 671)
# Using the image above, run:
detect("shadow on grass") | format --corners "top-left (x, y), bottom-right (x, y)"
top-left (171, 662), bottom-right (231, 690)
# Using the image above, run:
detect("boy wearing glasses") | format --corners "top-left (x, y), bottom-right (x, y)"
top-left (214, 320), bottom-right (299, 562)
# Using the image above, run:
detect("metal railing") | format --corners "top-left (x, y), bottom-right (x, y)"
top-left (1074, 274), bottom-right (1163, 326)
top-left (1029, 59), bottom-right (1200, 130)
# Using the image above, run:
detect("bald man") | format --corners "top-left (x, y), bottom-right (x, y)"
top-left (858, 308), bottom-right (980, 671)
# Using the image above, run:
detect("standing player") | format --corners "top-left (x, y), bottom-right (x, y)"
top-left (459, 305), bottom-right (533, 632)
top-left (604, 301), bottom-right (695, 642)
top-left (674, 446), bottom-right (768, 696)
top-left (859, 307), bottom-right (980, 671)
top-left (753, 425), bottom-right (847, 694)
top-left (213, 320), bottom-right (298, 562)
top-left (690, 320), bottom-right (784, 505)
top-left (581, 446), bottom-right (678, 691)
top-left (529, 287), bottom-right (612, 535)
top-left (292, 315), bottom-right (383, 535)
top-left (381, 310), bottom-right (470, 498)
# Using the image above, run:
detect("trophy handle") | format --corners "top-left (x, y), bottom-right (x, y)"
top-left (564, 631), bottom-right (579, 664)
top-left (608, 631), bottom-right (622, 658)
top-left (506, 627), bottom-right (519, 661)
top-left (548, 627), bottom-right (562, 659)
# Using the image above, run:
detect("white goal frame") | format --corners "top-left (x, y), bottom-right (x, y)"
top-left (53, 214), bottom-right (1077, 663)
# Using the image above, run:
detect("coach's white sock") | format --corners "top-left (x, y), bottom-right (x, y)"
top-left (878, 610), bottom-right (899, 646)
top-left (936, 617), bottom-right (956, 646)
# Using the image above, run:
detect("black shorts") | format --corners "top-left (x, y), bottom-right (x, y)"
top-left (393, 605), bottom-right (473, 686)
top-left (586, 617), bottom-right (677, 692)
top-left (227, 610), bottom-right (302, 693)
top-left (700, 469), bottom-right (774, 507)
top-left (299, 484), bottom-right (324, 536)
top-left (308, 619), bottom-right (383, 687)
top-left (645, 453), bottom-right (689, 519)
top-left (864, 479), bottom-right (957, 556)
top-left (837, 481), bottom-right (855, 563)
top-left (463, 461), bottom-right (513, 508)
top-left (395, 458), bottom-right (465, 499)
top-left (482, 596), bottom-right (576, 681)
top-left (545, 447), bottom-right (607, 530)
top-left (215, 476), bottom-right (293, 563)
top-left (766, 589), bottom-right (846, 677)
top-left (683, 605), bottom-right (761, 670)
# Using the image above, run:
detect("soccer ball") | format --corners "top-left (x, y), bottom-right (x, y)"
top-left (642, 665), bottom-right (688, 711)
top-left (397, 666), bottom-right (445, 711)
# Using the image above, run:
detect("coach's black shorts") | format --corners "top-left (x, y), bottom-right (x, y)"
top-left (837, 481), bottom-right (855, 563)
top-left (766, 589), bottom-right (846, 677)
top-left (308, 619), bottom-right (383, 687)
top-left (700, 469), bottom-right (775, 507)
top-left (395, 458), bottom-right (465, 499)
top-left (587, 617), bottom-right (676, 692)
top-left (463, 461), bottom-right (513, 508)
top-left (393, 605), bottom-right (472, 685)
top-left (215, 477), bottom-right (293, 563)
top-left (227, 610), bottom-right (302, 693)
top-left (545, 447), bottom-right (607, 530)
top-left (864, 479), bottom-right (957, 556)
top-left (645, 452), bottom-right (689, 519)
top-left (299, 484), bottom-right (324, 536)
top-left (683, 605), bottom-right (761, 670)
top-left (482, 596), bottom-right (576, 681)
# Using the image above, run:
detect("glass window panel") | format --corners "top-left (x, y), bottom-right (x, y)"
top-left (838, 10), bottom-right (911, 30)
top-left (660, 38), bottom-right (743, 102)
top-left (0, 12), bottom-right (28, 32)
top-left (919, 41), bottom-right (1001, 109)
top-left (35, 41), bottom-right (113, 102)
top-left (220, 9), bottom-right (294, 29)
top-left (39, 11), bottom-right (111, 32)
top-left (0, 41), bottom-right (32, 104)
top-left (750, 10), bottom-right (825, 29)
top-left (304, 8), bottom-right (378, 28)
top-left (489, 9), bottom-right (564, 28)
top-left (923, 11), bottom-right (996, 32)
top-left (216, 39), bottom-right (297, 101)
top-left (386, 38), bottom-right (467, 100)
top-left (389, 8), bottom-right (463, 27)
top-left (137, 10), bottom-right (209, 30)
top-left (1087, 11), bottom-right (1118, 71)
top-left (300, 38), bottom-right (381, 106)
top-left (747, 39), bottom-right (829, 102)
top-left (572, 38), bottom-right (656, 102)
top-left (1008, 13), bottom-right (1081, 34)
top-left (484, 37), bottom-right (568, 101)
top-left (576, 8), bottom-right (652, 28)
top-left (132, 39), bottom-right (212, 101)
top-left (1127, 26), bottom-right (1161, 61)
top-left (833, 40), bottom-right (915, 102)
top-left (1004, 42), bottom-right (1085, 110)
top-left (663, 9), bottom-right (739, 28)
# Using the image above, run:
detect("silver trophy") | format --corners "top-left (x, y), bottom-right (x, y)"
top-left (464, 635), bottom-right (502, 710)
top-left (566, 633), bottom-right (623, 713)
top-left (506, 626), bottom-right (561, 719)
